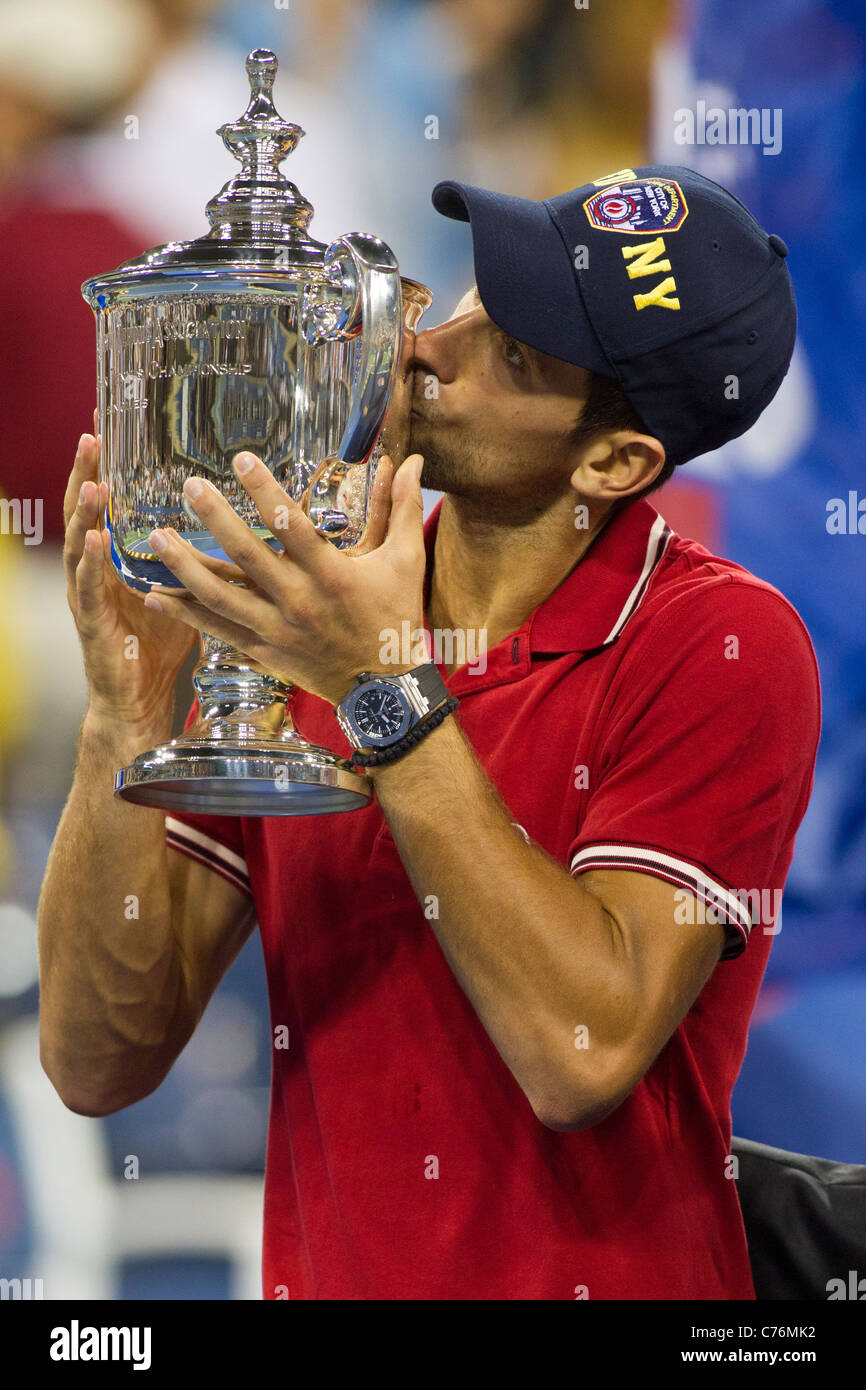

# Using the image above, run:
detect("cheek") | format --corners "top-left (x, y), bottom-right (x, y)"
top-left (499, 403), bottom-right (560, 448)
top-left (495, 408), bottom-right (573, 477)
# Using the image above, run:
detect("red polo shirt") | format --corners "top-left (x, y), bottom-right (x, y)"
top-left (166, 496), bottom-right (821, 1300)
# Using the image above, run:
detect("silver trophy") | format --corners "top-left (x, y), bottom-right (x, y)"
top-left (82, 48), bottom-right (432, 815)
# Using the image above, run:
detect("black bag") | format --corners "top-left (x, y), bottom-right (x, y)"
top-left (732, 1135), bottom-right (866, 1300)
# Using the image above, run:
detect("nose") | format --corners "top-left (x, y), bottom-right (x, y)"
top-left (408, 312), bottom-right (473, 388)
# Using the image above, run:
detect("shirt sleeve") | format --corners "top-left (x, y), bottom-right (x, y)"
top-left (163, 697), bottom-right (252, 897)
top-left (568, 578), bottom-right (821, 961)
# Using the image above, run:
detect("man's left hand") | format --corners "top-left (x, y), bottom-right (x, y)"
top-left (142, 450), bottom-right (427, 707)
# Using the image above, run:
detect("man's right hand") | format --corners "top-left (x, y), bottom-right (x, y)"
top-left (63, 428), bottom-right (198, 727)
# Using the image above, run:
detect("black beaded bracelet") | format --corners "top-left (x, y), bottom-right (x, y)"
top-left (349, 697), bottom-right (459, 768)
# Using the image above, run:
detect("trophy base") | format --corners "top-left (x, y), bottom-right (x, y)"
top-left (114, 739), bottom-right (371, 816)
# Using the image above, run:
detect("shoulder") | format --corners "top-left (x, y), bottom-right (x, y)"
top-left (604, 528), bottom-right (822, 746)
top-left (630, 529), bottom-right (819, 674)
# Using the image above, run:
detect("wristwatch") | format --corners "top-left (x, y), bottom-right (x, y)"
top-left (335, 662), bottom-right (454, 760)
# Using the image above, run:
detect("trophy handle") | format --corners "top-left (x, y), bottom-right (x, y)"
top-left (322, 232), bottom-right (402, 465)
top-left (300, 232), bottom-right (401, 539)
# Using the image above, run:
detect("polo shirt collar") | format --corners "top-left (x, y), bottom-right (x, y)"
top-left (422, 496), bottom-right (672, 664)
top-left (529, 499), bottom-right (673, 654)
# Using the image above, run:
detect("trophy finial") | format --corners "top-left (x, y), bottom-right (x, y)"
top-left (246, 48), bottom-right (278, 100)
top-left (205, 46), bottom-right (315, 240)
top-left (217, 47), bottom-right (304, 168)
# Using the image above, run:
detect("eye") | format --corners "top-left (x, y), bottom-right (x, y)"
top-left (502, 335), bottom-right (527, 368)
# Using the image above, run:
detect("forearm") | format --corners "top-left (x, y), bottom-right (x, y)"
top-left (368, 716), bottom-right (629, 1126)
top-left (37, 707), bottom-right (190, 1114)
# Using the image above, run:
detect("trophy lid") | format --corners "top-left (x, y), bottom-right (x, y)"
top-left (203, 47), bottom-right (320, 248)
top-left (83, 48), bottom-right (328, 302)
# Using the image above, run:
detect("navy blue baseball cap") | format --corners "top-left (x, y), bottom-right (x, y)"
top-left (431, 165), bottom-right (796, 467)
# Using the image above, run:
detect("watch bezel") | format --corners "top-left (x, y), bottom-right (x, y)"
top-left (341, 678), bottom-right (414, 747)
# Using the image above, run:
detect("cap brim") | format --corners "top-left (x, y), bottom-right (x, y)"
top-left (432, 180), bottom-right (611, 376)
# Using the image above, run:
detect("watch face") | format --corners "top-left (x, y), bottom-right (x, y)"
top-left (353, 685), bottom-right (409, 741)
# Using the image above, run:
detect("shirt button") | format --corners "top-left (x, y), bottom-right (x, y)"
top-left (511, 637), bottom-right (520, 664)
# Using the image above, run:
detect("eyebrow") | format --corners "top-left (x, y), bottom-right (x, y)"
top-left (472, 287), bottom-right (547, 375)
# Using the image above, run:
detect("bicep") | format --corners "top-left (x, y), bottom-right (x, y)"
top-left (577, 866), bottom-right (726, 1100)
top-left (166, 844), bottom-right (257, 1025)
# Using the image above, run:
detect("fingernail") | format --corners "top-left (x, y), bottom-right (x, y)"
top-left (144, 595), bottom-right (163, 612)
top-left (184, 477), bottom-right (204, 499)
top-left (78, 482), bottom-right (88, 506)
top-left (414, 456), bottom-right (424, 481)
top-left (76, 433), bottom-right (87, 456)
top-left (148, 530), bottom-right (168, 554)
top-left (234, 452), bottom-right (257, 475)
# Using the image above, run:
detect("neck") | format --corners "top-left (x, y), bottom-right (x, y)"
top-left (426, 490), bottom-right (616, 670)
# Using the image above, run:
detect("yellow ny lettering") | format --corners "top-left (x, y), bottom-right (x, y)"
top-left (592, 168), bottom-right (637, 187)
top-left (621, 237), bottom-right (671, 279)
top-left (632, 278), bottom-right (680, 311)
top-left (621, 238), bottom-right (680, 310)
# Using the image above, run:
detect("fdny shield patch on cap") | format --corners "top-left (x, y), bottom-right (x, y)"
top-left (584, 178), bottom-right (689, 235)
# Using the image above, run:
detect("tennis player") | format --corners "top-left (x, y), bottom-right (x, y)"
top-left (40, 166), bottom-right (821, 1299)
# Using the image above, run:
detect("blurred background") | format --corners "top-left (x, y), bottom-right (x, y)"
top-left (0, 0), bottom-right (863, 1298)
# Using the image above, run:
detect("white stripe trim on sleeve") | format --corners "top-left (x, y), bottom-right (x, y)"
top-left (569, 841), bottom-right (752, 944)
top-left (165, 816), bottom-right (251, 896)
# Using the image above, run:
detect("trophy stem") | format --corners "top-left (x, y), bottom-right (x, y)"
top-left (114, 635), bottom-right (371, 815)
top-left (187, 638), bottom-right (304, 746)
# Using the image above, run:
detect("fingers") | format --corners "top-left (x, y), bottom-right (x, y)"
top-left (62, 433), bottom-right (99, 532)
top-left (230, 453), bottom-right (328, 567)
top-left (145, 525), bottom-right (277, 632)
top-left (64, 469), bottom-right (104, 603)
top-left (147, 544), bottom-right (256, 599)
top-left (193, 551), bottom-right (254, 586)
top-left (384, 454), bottom-right (425, 560)
top-left (177, 470), bottom-right (298, 598)
top-left (163, 539), bottom-right (250, 588)
top-left (143, 588), bottom-right (264, 655)
top-left (74, 527), bottom-right (109, 636)
top-left (351, 454), bottom-right (395, 556)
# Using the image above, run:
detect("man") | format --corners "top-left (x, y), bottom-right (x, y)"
top-left (40, 166), bottom-right (821, 1299)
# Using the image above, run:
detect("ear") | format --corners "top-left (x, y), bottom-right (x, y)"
top-left (570, 432), bottom-right (667, 501)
